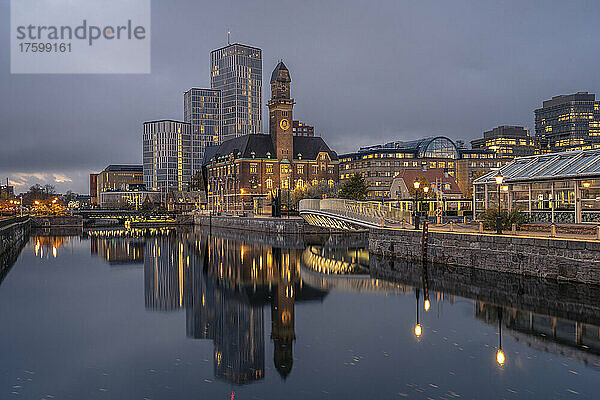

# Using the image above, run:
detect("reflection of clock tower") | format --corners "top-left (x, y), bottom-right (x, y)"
top-left (270, 248), bottom-right (296, 379)
top-left (268, 61), bottom-right (294, 161)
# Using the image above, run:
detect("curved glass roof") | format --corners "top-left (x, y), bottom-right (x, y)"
top-left (355, 136), bottom-right (460, 159)
top-left (416, 136), bottom-right (459, 159)
top-left (474, 149), bottom-right (600, 184)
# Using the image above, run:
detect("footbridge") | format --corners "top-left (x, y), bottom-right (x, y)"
top-left (298, 199), bottom-right (411, 230)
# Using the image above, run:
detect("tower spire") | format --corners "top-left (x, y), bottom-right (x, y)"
top-left (227, 30), bottom-right (231, 45)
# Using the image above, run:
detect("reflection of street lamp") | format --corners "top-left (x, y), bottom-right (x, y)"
top-left (495, 172), bottom-right (504, 234)
top-left (496, 308), bottom-right (505, 366)
top-left (424, 299), bottom-right (430, 311)
top-left (414, 289), bottom-right (422, 338)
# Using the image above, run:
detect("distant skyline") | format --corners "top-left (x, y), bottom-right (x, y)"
top-left (2, 0), bottom-right (600, 193)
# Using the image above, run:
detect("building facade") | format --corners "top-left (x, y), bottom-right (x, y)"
top-left (474, 149), bottom-right (600, 224)
top-left (535, 92), bottom-right (600, 153)
top-left (339, 136), bottom-right (510, 199)
top-left (94, 165), bottom-right (144, 207)
top-left (292, 120), bottom-right (314, 137)
top-left (210, 43), bottom-right (262, 140)
top-left (204, 62), bottom-right (339, 212)
top-left (143, 120), bottom-right (192, 193)
top-left (89, 173), bottom-right (99, 205)
top-left (471, 125), bottom-right (535, 157)
top-left (183, 88), bottom-right (222, 174)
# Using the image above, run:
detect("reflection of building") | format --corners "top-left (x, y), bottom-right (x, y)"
top-left (271, 281), bottom-right (295, 378)
top-left (210, 43), bottom-right (262, 140)
top-left (90, 236), bottom-right (145, 265)
top-left (339, 136), bottom-right (511, 198)
top-left (535, 92), bottom-right (600, 153)
top-left (476, 302), bottom-right (600, 369)
top-left (143, 120), bottom-right (192, 193)
top-left (471, 125), bottom-right (535, 157)
top-left (474, 149), bottom-right (600, 223)
top-left (183, 88), bottom-right (222, 173)
top-left (144, 235), bottom-right (195, 311)
top-left (141, 231), bottom-right (329, 383)
top-left (205, 62), bottom-right (340, 212)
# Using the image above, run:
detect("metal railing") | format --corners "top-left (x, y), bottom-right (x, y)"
top-left (299, 199), bottom-right (411, 227)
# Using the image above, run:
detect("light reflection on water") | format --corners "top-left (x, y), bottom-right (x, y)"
top-left (0, 227), bottom-right (599, 399)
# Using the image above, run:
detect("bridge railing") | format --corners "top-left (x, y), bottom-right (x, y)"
top-left (299, 198), bottom-right (410, 227)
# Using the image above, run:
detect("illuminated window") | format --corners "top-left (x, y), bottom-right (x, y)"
top-left (266, 164), bottom-right (273, 174)
top-left (266, 178), bottom-right (273, 189)
top-left (250, 164), bottom-right (257, 174)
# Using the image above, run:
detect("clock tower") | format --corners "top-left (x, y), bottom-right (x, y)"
top-left (268, 61), bottom-right (294, 161)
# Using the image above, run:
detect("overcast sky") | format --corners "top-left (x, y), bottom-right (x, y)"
top-left (1, 0), bottom-right (600, 193)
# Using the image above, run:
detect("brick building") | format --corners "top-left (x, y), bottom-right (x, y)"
top-left (204, 61), bottom-right (339, 212)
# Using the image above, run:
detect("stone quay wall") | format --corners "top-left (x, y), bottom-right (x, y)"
top-left (0, 218), bottom-right (31, 281)
top-left (369, 228), bottom-right (600, 285)
top-left (194, 215), bottom-right (345, 235)
top-left (31, 216), bottom-right (83, 227)
top-left (369, 255), bottom-right (600, 326)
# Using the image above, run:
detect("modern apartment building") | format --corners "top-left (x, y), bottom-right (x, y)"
top-left (183, 88), bottom-right (221, 174)
top-left (210, 43), bottom-right (262, 140)
top-left (471, 125), bottom-right (535, 157)
top-left (143, 120), bottom-right (192, 192)
top-left (535, 92), bottom-right (600, 153)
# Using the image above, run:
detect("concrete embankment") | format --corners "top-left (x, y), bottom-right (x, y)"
top-left (194, 215), bottom-right (348, 235)
top-left (370, 228), bottom-right (600, 284)
top-left (0, 218), bottom-right (31, 282)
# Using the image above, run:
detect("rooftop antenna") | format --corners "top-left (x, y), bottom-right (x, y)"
top-left (227, 30), bottom-right (231, 45)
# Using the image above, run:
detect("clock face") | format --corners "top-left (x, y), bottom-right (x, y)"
top-left (280, 119), bottom-right (290, 131)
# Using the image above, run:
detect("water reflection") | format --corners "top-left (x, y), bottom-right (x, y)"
top-left (141, 231), bottom-right (329, 383)
top-left (7, 227), bottom-right (600, 394)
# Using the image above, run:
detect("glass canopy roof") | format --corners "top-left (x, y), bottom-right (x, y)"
top-left (474, 149), bottom-right (600, 184)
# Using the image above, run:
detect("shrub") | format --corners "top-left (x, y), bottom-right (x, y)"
top-left (480, 208), bottom-right (528, 230)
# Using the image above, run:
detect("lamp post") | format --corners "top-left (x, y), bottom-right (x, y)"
top-left (423, 186), bottom-right (429, 222)
top-left (413, 181), bottom-right (420, 230)
top-left (495, 172), bottom-right (504, 234)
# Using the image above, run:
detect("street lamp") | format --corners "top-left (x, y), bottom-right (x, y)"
top-left (413, 181), bottom-right (420, 230)
top-left (423, 186), bottom-right (429, 220)
top-left (495, 172), bottom-right (504, 234)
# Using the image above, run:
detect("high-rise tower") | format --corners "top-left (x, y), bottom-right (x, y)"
top-left (210, 43), bottom-right (262, 141)
top-left (268, 61), bottom-right (294, 161)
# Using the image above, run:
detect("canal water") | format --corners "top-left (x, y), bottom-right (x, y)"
top-left (0, 227), bottom-right (599, 399)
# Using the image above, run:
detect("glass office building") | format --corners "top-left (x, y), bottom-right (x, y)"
top-left (474, 149), bottom-right (600, 224)
top-left (143, 120), bottom-right (192, 192)
top-left (535, 92), bottom-right (600, 153)
top-left (183, 88), bottom-right (222, 174)
top-left (210, 43), bottom-right (262, 140)
top-left (471, 125), bottom-right (535, 157)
